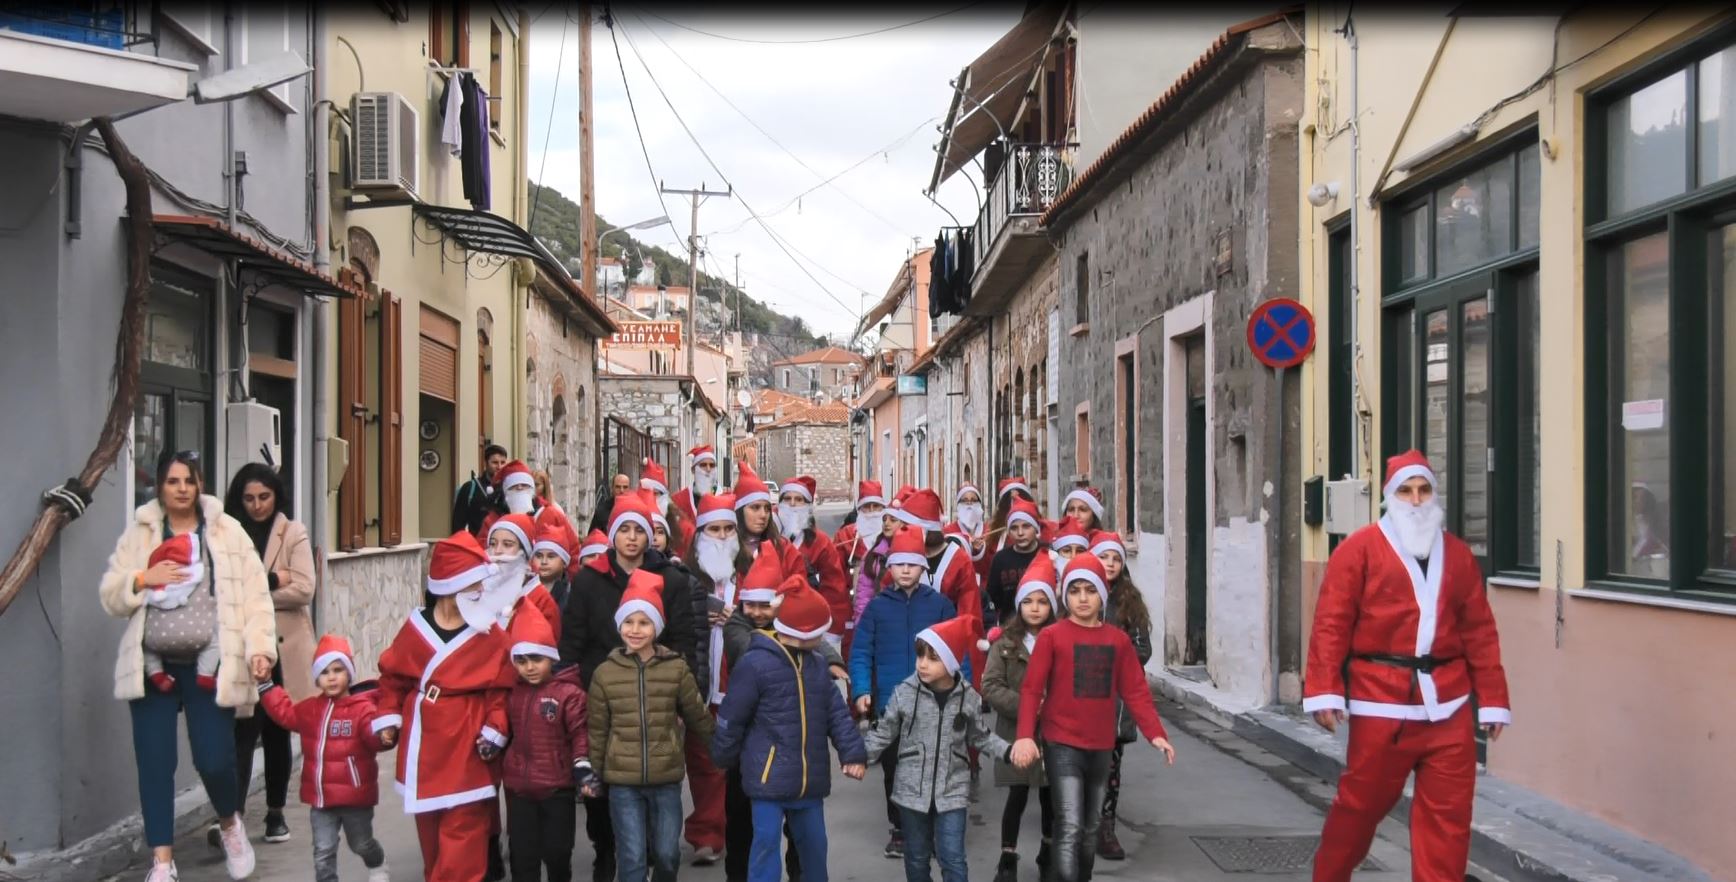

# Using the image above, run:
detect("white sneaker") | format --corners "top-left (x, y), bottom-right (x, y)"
top-left (218, 819), bottom-right (256, 879)
top-left (367, 864), bottom-right (391, 882)
top-left (691, 846), bottom-right (722, 866)
top-left (144, 860), bottom-right (178, 882)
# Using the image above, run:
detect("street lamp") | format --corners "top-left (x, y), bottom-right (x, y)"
top-left (598, 214), bottom-right (671, 256)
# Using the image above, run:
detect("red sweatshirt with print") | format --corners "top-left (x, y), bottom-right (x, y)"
top-left (1016, 617), bottom-right (1167, 750)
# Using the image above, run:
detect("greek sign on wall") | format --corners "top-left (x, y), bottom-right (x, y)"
top-left (603, 321), bottom-right (682, 350)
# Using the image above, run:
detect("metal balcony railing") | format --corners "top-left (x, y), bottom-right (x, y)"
top-left (0, 1), bottom-right (149, 51)
top-left (973, 142), bottom-right (1074, 272)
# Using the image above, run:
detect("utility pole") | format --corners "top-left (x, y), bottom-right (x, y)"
top-left (659, 182), bottom-right (731, 450)
top-left (577, 0), bottom-right (597, 301)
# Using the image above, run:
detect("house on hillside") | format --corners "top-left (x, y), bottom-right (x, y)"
top-left (770, 346), bottom-right (866, 402)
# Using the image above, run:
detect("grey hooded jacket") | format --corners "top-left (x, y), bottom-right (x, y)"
top-left (862, 673), bottom-right (1011, 814)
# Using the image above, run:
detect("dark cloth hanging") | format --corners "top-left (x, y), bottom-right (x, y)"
top-left (441, 72), bottom-right (493, 211)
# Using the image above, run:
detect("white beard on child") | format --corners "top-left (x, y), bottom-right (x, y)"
top-left (504, 488), bottom-right (534, 515)
top-left (1387, 496), bottom-right (1445, 560)
top-left (858, 512), bottom-right (885, 542)
top-left (696, 534), bottom-right (740, 583)
top-left (455, 560), bottom-right (520, 631)
top-left (956, 503), bottom-right (985, 534)
top-left (693, 471), bottom-right (716, 496)
top-left (780, 505), bottom-right (811, 540)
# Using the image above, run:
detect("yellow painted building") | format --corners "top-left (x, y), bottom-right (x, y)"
top-left (1297, 5), bottom-right (1736, 875)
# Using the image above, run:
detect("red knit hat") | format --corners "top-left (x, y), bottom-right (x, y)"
top-left (497, 460), bottom-right (535, 493)
top-left (1051, 517), bottom-right (1089, 551)
top-left (695, 492), bottom-right (737, 529)
top-left (738, 545), bottom-right (787, 604)
top-left (487, 513), bottom-right (536, 556)
top-left (510, 607), bottom-right (560, 660)
top-left (614, 569), bottom-right (666, 635)
top-left (1383, 449), bottom-right (1436, 499)
top-left (1006, 497), bottom-right (1042, 532)
top-left (689, 444), bottom-right (717, 466)
top-left (916, 615), bottom-right (981, 675)
top-left (309, 633), bottom-right (357, 683)
top-left (886, 523), bottom-right (928, 569)
top-left (997, 476), bottom-right (1031, 500)
top-left (427, 531), bottom-right (496, 595)
top-left (640, 458), bottom-right (670, 496)
top-left (782, 475), bottom-right (817, 503)
top-left (607, 492), bottom-right (653, 541)
top-left (1061, 553), bottom-right (1110, 606)
top-left (855, 480), bottom-right (886, 508)
top-left (579, 529), bottom-right (609, 560)
top-left (733, 462), bottom-right (772, 509)
top-left (891, 488), bottom-right (945, 532)
top-left (773, 582), bottom-right (832, 641)
top-left (532, 519), bottom-right (575, 565)
top-left (147, 533), bottom-right (203, 592)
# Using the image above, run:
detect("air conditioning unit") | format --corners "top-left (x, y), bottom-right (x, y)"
top-left (351, 92), bottom-right (418, 196)
top-left (225, 401), bottom-right (283, 485)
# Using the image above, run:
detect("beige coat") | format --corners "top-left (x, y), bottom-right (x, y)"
top-left (100, 495), bottom-right (277, 715)
top-left (259, 513), bottom-right (317, 699)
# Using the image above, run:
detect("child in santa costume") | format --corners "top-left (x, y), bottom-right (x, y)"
top-left (140, 532), bottom-right (220, 692)
top-left (1060, 486), bottom-right (1104, 533)
top-left (979, 476), bottom-right (1036, 588)
top-left (684, 492), bottom-right (741, 867)
top-left (1086, 530), bottom-right (1152, 862)
top-left (577, 529), bottom-right (609, 570)
top-left (844, 482), bottom-right (902, 656)
top-left (1050, 518), bottom-right (1089, 564)
top-left (640, 458), bottom-right (694, 553)
top-left (888, 488), bottom-right (986, 692)
top-left (831, 480), bottom-right (887, 573)
top-left (776, 475), bottom-right (851, 650)
top-left (1303, 451), bottom-right (1511, 882)
top-left (531, 521), bottom-right (579, 613)
top-left (949, 483), bottom-right (989, 573)
top-left (502, 612), bottom-right (598, 882)
top-left (489, 513), bottom-right (565, 637)
top-left (862, 615), bottom-right (1012, 882)
top-left (1011, 554), bottom-right (1176, 882)
top-left (375, 532), bottom-right (519, 882)
top-left (255, 634), bottom-right (391, 882)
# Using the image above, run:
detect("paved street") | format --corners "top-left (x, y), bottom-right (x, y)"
top-left (117, 697), bottom-right (1500, 882)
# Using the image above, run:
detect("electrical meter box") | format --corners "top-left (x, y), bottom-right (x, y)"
top-left (225, 401), bottom-right (282, 481)
top-left (1324, 478), bottom-right (1373, 536)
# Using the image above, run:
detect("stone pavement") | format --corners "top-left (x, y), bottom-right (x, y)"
top-left (112, 697), bottom-right (1507, 882)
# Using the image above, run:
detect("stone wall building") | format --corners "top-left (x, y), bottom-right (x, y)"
top-left (1048, 14), bottom-right (1303, 708)
top-left (524, 270), bottom-right (609, 516)
top-left (757, 402), bottom-right (853, 501)
top-left (597, 374), bottom-right (722, 484)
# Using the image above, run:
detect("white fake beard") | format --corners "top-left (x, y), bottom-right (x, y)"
top-left (956, 503), bottom-right (985, 534)
top-left (696, 534), bottom-right (740, 582)
top-left (1388, 497), bottom-right (1445, 559)
top-left (858, 512), bottom-right (885, 542)
top-left (504, 487), bottom-right (534, 514)
top-left (454, 562), bottom-right (520, 631)
top-left (780, 505), bottom-right (812, 540)
top-left (693, 471), bottom-right (716, 495)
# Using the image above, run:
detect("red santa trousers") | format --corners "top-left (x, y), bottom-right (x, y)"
top-left (414, 800), bottom-right (494, 882)
top-left (684, 721), bottom-right (727, 851)
top-left (1313, 707), bottom-right (1476, 882)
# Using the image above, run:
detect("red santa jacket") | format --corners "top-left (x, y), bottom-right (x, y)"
top-left (932, 538), bottom-right (986, 685)
top-left (375, 613), bottom-right (516, 813)
top-left (795, 527), bottom-right (850, 636)
top-left (1303, 518), bottom-right (1511, 724)
top-left (258, 683), bottom-right (386, 809)
top-left (673, 486), bottom-right (699, 524)
top-left (833, 522), bottom-right (868, 571)
top-left (503, 664), bottom-right (590, 800)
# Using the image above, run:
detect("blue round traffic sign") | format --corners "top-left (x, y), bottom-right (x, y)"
top-left (1246, 298), bottom-right (1315, 370)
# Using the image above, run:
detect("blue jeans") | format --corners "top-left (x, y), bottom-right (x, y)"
top-left (1045, 743), bottom-right (1113, 882)
top-left (897, 806), bottom-right (968, 882)
top-left (608, 784), bottom-right (682, 882)
top-left (750, 798), bottom-right (828, 882)
top-left (129, 660), bottom-right (238, 846)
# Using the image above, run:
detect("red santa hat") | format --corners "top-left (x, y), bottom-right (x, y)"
top-left (689, 444), bottom-right (718, 466)
top-left (1088, 529), bottom-right (1126, 561)
top-left (733, 462), bottom-right (773, 509)
top-left (427, 531), bottom-right (497, 595)
top-left (1006, 497), bottom-right (1042, 532)
top-left (637, 489), bottom-right (670, 534)
top-left (886, 523), bottom-right (929, 569)
top-left (737, 544), bottom-right (787, 604)
top-left (782, 475), bottom-right (817, 504)
top-left (487, 513), bottom-right (536, 556)
top-left (855, 480), bottom-right (886, 508)
top-left (309, 633), bottom-right (358, 683)
top-left (1016, 552), bottom-right (1059, 612)
top-left (1061, 553), bottom-right (1110, 606)
top-left (772, 582), bottom-right (832, 641)
top-left (614, 569), bottom-right (666, 636)
top-left (578, 529), bottom-right (610, 561)
top-left (640, 458), bottom-right (670, 497)
top-left (695, 492), bottom-right (738, 529)
top-left (497, 460), bottom-right (535, 493)
top-left (915, 615), bottom-right (980, 676)
top-left (532, 520), bottom-right (575, 565)
top-left (955, 483), bottom-right (982, 504)
top-left (1063, 486), bottom-right (1105, 523)
top-left (607, 492), bottom-right (653, 542)
top-left (997, 476), bottom-right (1031, 500)
top-left (890, 488), bottom-right (945, 532)
top-left (148, 533), bottom-right (203, 591)
top-left (510, 607), bottom-right (561, 660)
top-left (892, 485), bottom-right (916, 508)
top-left (1051, 518), bottom-right (1089, 552)
top-left (1383, 449), bottom-right (1437, 500)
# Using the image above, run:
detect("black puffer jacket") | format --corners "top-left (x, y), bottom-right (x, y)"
top-left (559, 549), bottom-right (702, 691)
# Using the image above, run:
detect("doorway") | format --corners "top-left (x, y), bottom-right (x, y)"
top-left (418, 395), bottom-right (456, 541)
top-left (1184, 333), bottom-right (1208, 666)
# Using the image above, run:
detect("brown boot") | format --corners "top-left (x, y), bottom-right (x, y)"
top-left (1097, 814), bottom-right (1126, 861)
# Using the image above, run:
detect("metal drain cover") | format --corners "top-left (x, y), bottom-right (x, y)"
top-left (1190, 835), bottom-right (1383, 874)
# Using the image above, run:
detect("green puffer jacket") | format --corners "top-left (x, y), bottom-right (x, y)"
top-left (587, 646), bottom-right (715, 786)
top-left (981, 633), bottom-right (1045, 788)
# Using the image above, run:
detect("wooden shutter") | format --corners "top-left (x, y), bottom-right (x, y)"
top-left (336, 277), bottom-right (367, 552)
top-left (419, 305), bottom-right (460, 402)
top-left (380, 292), bottom-right (404, 547)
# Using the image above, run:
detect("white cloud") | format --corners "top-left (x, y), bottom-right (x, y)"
top-left (527, 7), bottom-right (1019, 340)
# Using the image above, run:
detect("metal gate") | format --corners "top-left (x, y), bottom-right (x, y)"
top-left (600, 415), bottom-right (674, 486)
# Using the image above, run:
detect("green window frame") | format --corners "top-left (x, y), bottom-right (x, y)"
top-left (133, 264), bottom-right (216, 506)
top-left (1585, 29), bottom-right (1736, 601)
top-left (1379, 129), bottom-right (1542, 578)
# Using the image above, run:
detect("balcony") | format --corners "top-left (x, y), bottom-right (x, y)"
top-left (0, 5), bottom-right (191, 122)
top-left (961, 142), bottom-right (1073, 317)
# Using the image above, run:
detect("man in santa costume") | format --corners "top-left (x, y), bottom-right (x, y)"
top-left (672, 445), bottom-right (720, 525)
top-left (374, 532), bottom-right (519, 882)
top-left (831, 480), bottom-right (887, 573)
top-left (890, 488), bottom-right (986, 686)
top-left (682, 491), bottom-right (738, 866)
top-left (777, 475), bottom-right (851, 650)
top-left (1304, 450), bottom-right (1511, 882)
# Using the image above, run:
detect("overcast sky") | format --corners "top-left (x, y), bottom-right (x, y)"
top-left (527, 5), bottom-right (1022, 343)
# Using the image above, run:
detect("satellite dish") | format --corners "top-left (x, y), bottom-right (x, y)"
top-left (736, 389), bottom-right (753, 408)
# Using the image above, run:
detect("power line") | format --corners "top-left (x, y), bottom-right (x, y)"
top-left (528, 11), bottom-right (570, 233)
top-left (613, 17), bottom-right (865, 325)
top-left (635, 3), bottom-right (988, 46)
top-left (603, 7), bottom-right (685, 245)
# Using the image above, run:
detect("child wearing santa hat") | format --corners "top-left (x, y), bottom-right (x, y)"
top-left (255, 634), bottom-right (391, 882)
top-left (576, 529), bottom-right (609, 570)
top-left (985, 498), bottom-right (1045, 628)
top-left (587, 572), bottom-right (715, 882)
top-left (139, 532), bottom-right (221, 692)
top-left (981, 554), bottom-right (1059, 882)
top-left (712, 582), bottom-right (867, 882)
top-left (1010, 554), bottom-right (1176, 882)
top-left (1087, 530), bottom-right (1152, 861)
top-left (862, 615), bottom-right (1012, 882)
top-left (531, 521), bottom-right (578, 613)
top-left (502, 610), bottom-right (597, 882)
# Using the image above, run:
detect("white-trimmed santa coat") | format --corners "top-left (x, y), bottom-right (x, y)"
top-left (374, 612), bottom-right (515, 813)
top-left (1303, 517), bottom-right (1512, 725)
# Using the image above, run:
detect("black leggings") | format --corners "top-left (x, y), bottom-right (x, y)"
top-left (1000, 784), bottom-right (1054, 850)
top-left (1101, 744), bottom-right (1125, 819)
top-left (234, 663), bottom-right (291, 812)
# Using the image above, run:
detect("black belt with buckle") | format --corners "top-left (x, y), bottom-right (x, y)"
top-left (1353, 653), bottom-right (1458, 674)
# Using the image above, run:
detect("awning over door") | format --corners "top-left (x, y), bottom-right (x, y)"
top-left (927, 2), bottom-right (1066, 193)
top-left (413, 203), bottom-right (615, 337)
top-left (153, 214), bottom-right (365, 298)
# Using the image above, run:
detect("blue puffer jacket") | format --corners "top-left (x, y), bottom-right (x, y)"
top-left (712, 633), bottom-right (866, 802)
top-left (847, 582), bottom-right (960, 711)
